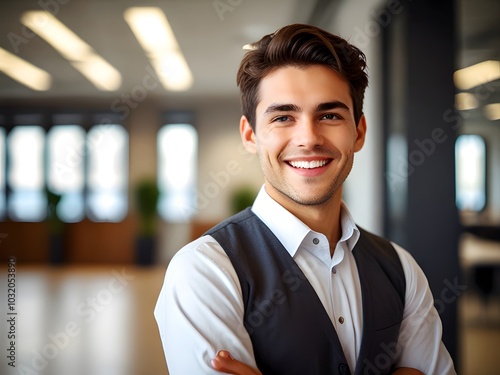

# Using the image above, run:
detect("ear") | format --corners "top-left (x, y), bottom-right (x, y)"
top-left (240, 115), bottom-right (258, 154)
top-left (354, 115), bottom-right (367, 152)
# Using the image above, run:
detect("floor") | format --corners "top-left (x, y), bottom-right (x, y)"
top-left (459, 293), bottom-right (500, 375)
top-left (458, 233), bottom-right (500, 375)
top-left (1, 265), bottom-right (168, 375)
top-left (1, 261), bottom-right (499, 375)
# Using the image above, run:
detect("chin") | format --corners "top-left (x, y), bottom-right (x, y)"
top-left (285, 189), bottom-right (337, 206)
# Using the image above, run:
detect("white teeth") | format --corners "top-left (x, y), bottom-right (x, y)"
top-left (289, 160), bottom-right (328, 169)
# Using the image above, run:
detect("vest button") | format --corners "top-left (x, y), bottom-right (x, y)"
top-left (339, 316), bottom-right (344, 324)
top-left (313, 237), bottom-right (319, 245)
top-left (339, 363), bottom-right (349, 375)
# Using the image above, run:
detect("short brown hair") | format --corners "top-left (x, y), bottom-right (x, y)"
top-left (236, 24), bottom-right (369, 129)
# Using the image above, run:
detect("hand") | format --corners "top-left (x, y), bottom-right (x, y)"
top-left (211, 350), bottom-right (262, 375)
top-left (210, 352), bottom-right (424, 375)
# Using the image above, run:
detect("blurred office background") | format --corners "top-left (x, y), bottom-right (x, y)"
top-left (0, 0), bottom-right (498, 374)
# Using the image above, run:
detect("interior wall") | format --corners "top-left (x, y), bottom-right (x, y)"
top-left (380, 0), bottom-right (460, 360)
top-left (327, 0), bottom-right (387, 235)
top-left (193, 98), bottom-right (262, 222)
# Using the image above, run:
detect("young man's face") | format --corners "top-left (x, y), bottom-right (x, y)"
top-left (241, 64), bottom-right (366, 209)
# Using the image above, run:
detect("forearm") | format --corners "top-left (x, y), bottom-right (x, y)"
top-left (212, 350), bottom-right (262, 375)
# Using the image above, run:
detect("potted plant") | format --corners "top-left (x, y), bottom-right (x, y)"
top-left (134, 178), bottom-right (160, 265)
top-left (230, 185), bottom-right (258, 214)
top-left (46, 187), bottom-right (64, 264)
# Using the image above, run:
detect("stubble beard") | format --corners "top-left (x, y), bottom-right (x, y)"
top-left (264, 152), bottom-right (355, 207)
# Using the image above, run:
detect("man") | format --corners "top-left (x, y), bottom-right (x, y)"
top-left (155, 24), bottom-right (456, 375)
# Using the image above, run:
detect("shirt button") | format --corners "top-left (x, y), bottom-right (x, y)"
top-left (312, 238), bottom-right (319, 245)
top-left (339, 316), bottom-right (344, 324)
top-left (332, 268), bottom-right (337, 274)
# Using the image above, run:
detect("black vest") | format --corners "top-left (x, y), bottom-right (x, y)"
top-left (206, 208), bottom-right (405, 375)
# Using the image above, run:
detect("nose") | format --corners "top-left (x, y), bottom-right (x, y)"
top-left (292, 119), bottom-right (324, 148)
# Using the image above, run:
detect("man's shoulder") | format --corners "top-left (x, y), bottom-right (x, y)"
top-left (357, 226), bottom-right (389, 242)
top-left (166, 234), bottom-right (235, 281)
top-left (356, 226), bottom-right (398, 256)
top-left (354, 226), bottom-right (407, 300)
top-left (356, 228), bottom-right (417, 273)
top-left (168, 235), bottom-right (216, 266)
top-left (167, 208), bottom-right (257, 273)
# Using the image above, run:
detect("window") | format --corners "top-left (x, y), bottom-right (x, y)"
top-left (455, 134), bottom-right (486, 211)
top-left (1, 117), bottom-right (129, 223)
top-left (158, 123), bottom-right (197, 221)
top-left (87, 124), bottom-right (128, 222)
top-left (7, 126), bottom-right (46, 221)
top-left (47, 125), bottom-right (86, 222)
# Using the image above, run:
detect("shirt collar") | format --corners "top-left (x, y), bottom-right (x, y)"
top-left (251, 185), bottom-right (360, 258)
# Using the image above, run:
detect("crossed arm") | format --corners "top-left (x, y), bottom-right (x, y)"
top-left (155, 241), bottom-right (455, 374)
top-left (211, 350), bottom-right (425, 375)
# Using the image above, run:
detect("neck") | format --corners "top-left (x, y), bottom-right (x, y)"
top-left (267, 186), bottom-right (343, 250)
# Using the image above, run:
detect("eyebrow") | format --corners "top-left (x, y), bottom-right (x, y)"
top-left (316, 101), bottom-right (350, 112)
top-left (264, 103), bottom-right (301, 114)
top-left (263, 101), bottom-right (350, 115)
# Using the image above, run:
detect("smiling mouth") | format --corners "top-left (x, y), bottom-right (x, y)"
top-left (287, 159), bottom-right (331, 169)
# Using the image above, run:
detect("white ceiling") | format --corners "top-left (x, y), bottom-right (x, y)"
top-left (0, 0), bottom-right (498, 104)
top-left (0, 0), bottom-right (318, 101)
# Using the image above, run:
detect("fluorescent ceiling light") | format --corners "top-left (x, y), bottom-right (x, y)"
top-left (72, 55), bottom-right (122, 91)
top-left (455, 92), bottom-right (479, 111)
top-left (0, 47), bottom-right (51, 90)
top-left (484, 103), bottom-right (500, 121)
top-left (21, 11), bottom-right (121, 91)
top-left (454, 60), bottom-right (500, 90)
top-left (21, 11), bottom-right (91, 61)
top-left (124, 7), bottom-right (192, 91)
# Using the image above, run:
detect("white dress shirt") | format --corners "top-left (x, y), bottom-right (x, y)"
top-left (155, 186), bottom-right (456, 374)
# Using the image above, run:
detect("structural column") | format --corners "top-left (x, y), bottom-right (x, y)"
top-left (382, 0), bottom-right (461, 363)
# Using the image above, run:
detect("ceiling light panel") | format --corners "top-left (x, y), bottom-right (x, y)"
top-left (454, 60), bottom-right (500, 90)
top-left (455, 92), bottom-right (479, 111)
top-left (124, 7), bottom-right (193, 91)
top-left (21, 10), bottom-right (122, 91)
top-left (484, 103), bottom-right (500, 121)
top-left (0, 47), bottom-right (51, 91)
